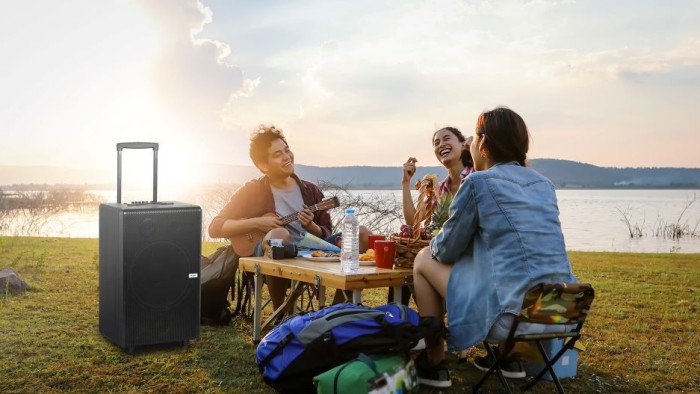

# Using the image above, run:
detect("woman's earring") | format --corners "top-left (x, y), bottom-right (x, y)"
top-left (480, 152), bottom-right (486, 159)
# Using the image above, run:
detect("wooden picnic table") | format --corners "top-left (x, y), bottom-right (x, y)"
top-left (238, 256), bottom-right (413, 342)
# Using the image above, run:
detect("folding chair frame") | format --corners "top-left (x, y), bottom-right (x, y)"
top-left (473, 283), bottom-right (594, 394)
top-left (235, 271), bottom-right (318, 321)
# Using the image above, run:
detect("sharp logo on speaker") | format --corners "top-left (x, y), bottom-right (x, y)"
top-left (189, 273), bottom-right (199, 278)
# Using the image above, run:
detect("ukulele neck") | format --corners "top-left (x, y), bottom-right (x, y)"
top-left (279, 205), bottom-right (319, 225)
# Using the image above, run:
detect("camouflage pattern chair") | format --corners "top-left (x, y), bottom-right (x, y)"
top-left (473, 282), bottom-right (595, 394)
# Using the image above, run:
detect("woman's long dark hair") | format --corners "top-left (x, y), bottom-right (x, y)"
top-left (433, 126), bottom-right (474, 168)
top-left (475, 107), bottom-right (529, 166)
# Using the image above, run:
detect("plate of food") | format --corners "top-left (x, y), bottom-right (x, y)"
top-left (359, 249), bottom-right (375, 266)
top-left (298, 250), bottom-right (341, 262)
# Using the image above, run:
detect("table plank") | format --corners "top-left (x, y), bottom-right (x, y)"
top-left (239, 256), bottom-right (411, 290)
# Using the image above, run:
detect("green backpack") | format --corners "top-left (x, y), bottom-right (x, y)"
top-left (313, 353), bottom-right (417, 394)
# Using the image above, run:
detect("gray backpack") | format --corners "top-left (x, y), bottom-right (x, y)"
top-left (200, 245), bottom-right (239, 325)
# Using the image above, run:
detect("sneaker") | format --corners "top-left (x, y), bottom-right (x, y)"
top-left (473, 351), bottom-right (526, 379)
top-left (411, 338), bottom-right (426, 351)
top-left (415, 350), bottom-right (452, 388)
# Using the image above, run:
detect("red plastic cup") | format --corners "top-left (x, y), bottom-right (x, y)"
top-left (367, 235), bottom-right (386, 250)
top-left (374, 240), bottom-right (396, 269)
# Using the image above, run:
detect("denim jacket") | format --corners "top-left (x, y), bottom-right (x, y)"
top-left (430, 162), bottom-right (576, 350)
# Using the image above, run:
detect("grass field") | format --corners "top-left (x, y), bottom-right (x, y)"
top-left (1, 236), bottom-right (698, 392)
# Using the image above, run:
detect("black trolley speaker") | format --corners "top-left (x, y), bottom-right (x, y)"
top-left (99, 142), bottom-right (201, 353)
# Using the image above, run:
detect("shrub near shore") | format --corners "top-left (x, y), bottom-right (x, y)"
top-left (0, 237), bottom-right (698, 392)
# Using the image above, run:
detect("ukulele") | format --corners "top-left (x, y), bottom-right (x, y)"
top-left (230, 196), bottom-right (340, 256)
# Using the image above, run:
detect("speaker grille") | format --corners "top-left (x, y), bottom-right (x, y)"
top-left (128, 241), bottom-right (191, 310)
top-left (119, 206), bottom-right (201, 347)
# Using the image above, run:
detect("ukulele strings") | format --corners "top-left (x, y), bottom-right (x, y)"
top-left (278, 203), bottom-right (322, 225)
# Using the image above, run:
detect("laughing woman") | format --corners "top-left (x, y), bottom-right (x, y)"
top-left (401, 127), bottom-right (475, 225)
top-left (393, 127), bottom-right (476, 304)
top-left (412, 107), bottom-right (577, 388)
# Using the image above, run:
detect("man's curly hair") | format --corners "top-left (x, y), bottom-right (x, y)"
top-left (249, 125), bottom-right (288, 168)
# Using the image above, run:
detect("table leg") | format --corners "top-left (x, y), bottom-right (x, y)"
top-left (291, 280), bottom-right (298, 312)
top-left (317, 285), bottom-right (326, 308)
top-left (253, 265), bottom-right (262, 343)
top-left (391, 285), bottom-right (402, 303)
top-left (352, 290), bottom-right (362, 304)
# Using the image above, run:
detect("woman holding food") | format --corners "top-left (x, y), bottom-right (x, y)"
top-left (390, 127), bottom-right (476, 303)
top-left (401, 126), bottom-right (475, 224)
top-left (411, 107), bottom-right (577, 388)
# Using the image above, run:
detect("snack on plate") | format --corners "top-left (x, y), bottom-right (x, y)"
top-left (359, 249), bottom-right (375, 261)
top-left (310, 251), bottom-right (341, 258)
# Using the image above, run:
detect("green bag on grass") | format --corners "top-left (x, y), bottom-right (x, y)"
top-left (313, 353), bottom-right (417, 394)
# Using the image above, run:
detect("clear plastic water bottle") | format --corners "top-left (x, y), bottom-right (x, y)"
top-left (341, 209), bottom-right (360, 274)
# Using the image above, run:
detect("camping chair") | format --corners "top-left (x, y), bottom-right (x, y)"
top-left (473, 282), bottom-right (595, 394)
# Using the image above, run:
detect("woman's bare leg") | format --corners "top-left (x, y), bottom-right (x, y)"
top-left (413, 246), bottom-right (452, 364)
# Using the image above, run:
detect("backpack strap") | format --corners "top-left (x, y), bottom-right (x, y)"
top-left (258, 332), bottom-right (294, 371)
top-left (332, 353), bottom-right (378, 394)
top-left (297, 309), bottom-right (384, 345)
top-left (355, 353), bottom-right (378, 373)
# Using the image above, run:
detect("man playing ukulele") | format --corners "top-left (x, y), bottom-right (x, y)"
top-left (209, 125), bottom-right (368, 308)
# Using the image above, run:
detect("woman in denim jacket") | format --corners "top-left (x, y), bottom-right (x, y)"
top-left (413, 107), bottom-right (577, 388)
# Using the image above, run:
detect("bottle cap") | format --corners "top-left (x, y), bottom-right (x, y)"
top-left (346, 209), bottom-right (355, 214)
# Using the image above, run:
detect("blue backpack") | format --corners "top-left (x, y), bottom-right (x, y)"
top-left (256, 303), bottom-right (423, 393)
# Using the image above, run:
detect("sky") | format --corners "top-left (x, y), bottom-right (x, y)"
top-left (1, 0), bottom-right (699, 188)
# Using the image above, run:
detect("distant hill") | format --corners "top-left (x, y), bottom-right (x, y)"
top-left (1, 160), bottom-right (699, 189)
top-left (530, 159), bottom-right (700, 188)
top-left (249, 160), bottom-right (700, 189)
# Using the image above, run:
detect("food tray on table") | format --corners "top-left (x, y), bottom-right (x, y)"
top-left (390, 235), bottom-right (430, 269)
top-left (298, 251), bottom-right (340, 262)
top-left (298, 251), bottom-right (376, 265)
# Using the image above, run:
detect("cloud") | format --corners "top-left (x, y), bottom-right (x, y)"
top-left (189, 1), bottom-right (232, 63)
top-left (137, 0), bottom-right (258, 167)
top-left (184, 0), bottom-right (700, 166)
top-left (1, 0), bottom-right (698, 171)
top-left (530, 38), bottom-right (700, 87)
top-left (142, 0), bottom-right (243, 115)
top-left (231, 77), bottom-right (261, 98)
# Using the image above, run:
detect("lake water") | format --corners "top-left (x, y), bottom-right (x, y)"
top-left (1, 189), bottom-right (699, 254)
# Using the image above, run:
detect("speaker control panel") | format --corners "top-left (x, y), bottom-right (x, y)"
top-left (126, 201), bottom-right (175, 206)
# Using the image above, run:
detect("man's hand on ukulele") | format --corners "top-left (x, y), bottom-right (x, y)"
top-left (257, 216), bottom-right (284, 232)
top-left (299, 204), bottom-right (314, 228)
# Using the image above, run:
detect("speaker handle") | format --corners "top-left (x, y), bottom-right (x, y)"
top-left (116, 142), bottom-right (159, 204)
